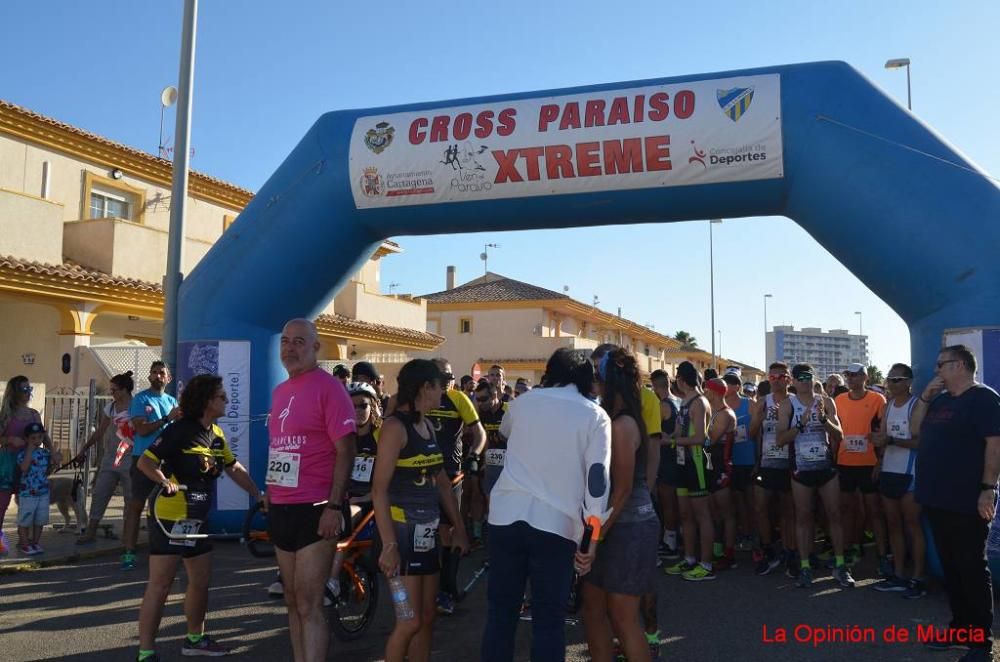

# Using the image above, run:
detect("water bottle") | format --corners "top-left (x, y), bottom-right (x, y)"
top-left (388, 574), bottom-right (415, 621)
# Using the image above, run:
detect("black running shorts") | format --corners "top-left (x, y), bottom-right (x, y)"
top-left (267, 502), bottom-right (327, 553)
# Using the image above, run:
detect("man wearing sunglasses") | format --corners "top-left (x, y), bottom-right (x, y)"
top-left (914, 345), bottom-right (1000, 661)
top-left (835, 363), bottom-right (889, 576)
top-left (428, 358), bottom-right (486, 615)
top-left (749, 363), bottom-right (796, 577)
top-left (776, 364), bottom-right (853, 589)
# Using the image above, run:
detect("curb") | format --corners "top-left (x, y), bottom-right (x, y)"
top-left (0, 542), bottom-right (148, 575)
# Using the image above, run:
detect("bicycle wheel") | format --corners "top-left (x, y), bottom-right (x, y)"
top-left (329, 553), bottom-right (380, 641)
top-left (241, 500), bottom-right (275, 559)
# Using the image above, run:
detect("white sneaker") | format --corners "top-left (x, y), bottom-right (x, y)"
top-left (267, 580), bottom-right (284, 597)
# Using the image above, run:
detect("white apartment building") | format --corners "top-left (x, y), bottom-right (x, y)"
top-left (766, 325), bottom-right (869, 378)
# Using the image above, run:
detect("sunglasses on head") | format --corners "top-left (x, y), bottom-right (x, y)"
top-left (886, 376), bottom-right (911, 383)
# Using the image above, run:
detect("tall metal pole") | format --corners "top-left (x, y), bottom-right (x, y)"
top-left (162, 0), bottom-right (198, 385)
top-left (709, 220), bottom-right (719, 371)
top-left (905, 63), bottom-right (912, 111)
top-left (764, 293), bottom-right (772, 367)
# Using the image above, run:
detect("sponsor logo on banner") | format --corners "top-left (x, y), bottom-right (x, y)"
top-left (717, 87), bottom-right (755, 122)
top-left (688, 140), bottom-right (707, 170)
top-left (364, 121), bottom-right (395, 154)
top-left (709, 143), bottom-right (768, 167)
top-left (348, 73), bottom-right (782, 208)
top-left (360, 167), bottom-right (384, 197)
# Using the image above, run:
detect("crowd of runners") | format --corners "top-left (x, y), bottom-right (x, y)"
top-left (32, 314), bottom-right (994, 662)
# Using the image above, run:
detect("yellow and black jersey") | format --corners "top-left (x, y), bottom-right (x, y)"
top-left (388, 412), bottom-right (443, 523)
top-left (427, 389), bottom-right (479, 475)
top-left (480, 402), bottom-right (508, 452)
top-left (145, 419), bottom-right (234, 521)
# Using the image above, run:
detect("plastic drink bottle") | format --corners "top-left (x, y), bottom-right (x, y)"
top-left (388, 574), bottom-right (414, 620)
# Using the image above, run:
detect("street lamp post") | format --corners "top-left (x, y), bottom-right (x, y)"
top-left (855, 311), bottom-right (863, 336)
top-left (884, 58), bottom-right (912, 110)
top-left (718, 330), bottom-right (723, 361)
top-left (162, 0), bottom-right (198, 385)
top-left (763, 293), bottom-right (773, 365)
top-left (709, 219), bottom-right (722, 371)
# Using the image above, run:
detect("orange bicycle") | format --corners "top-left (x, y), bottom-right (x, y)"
top-left (241, 499), bottom-right (380, 641)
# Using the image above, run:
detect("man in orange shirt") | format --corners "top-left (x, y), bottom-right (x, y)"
top-left (835, 363), bottom-right (890, 577)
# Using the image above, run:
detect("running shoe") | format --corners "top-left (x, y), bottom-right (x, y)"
top-left (29, 543), bottom-right (43, 555)
top-left (18, 544), bottom-right (33, 556)
top-left (902, 578), bottom-right (927, 600)
top-left (436, 591), bottom-right (455, 616)
top-left (181, 635), bottom-right (231, 657)
top-left (872, 575), bottom-right (908, 592)
top-left (136, 653), bottom-right (160, 662)
top-left (796, 567), bottom-right (813, 588)
top-left (267, 573), bottom-right (283, 597)
top-left (755, 552), bottom-right (781, 576)
top-left (664, 559), bottom-right (696, 576)
top-left (784, 552), bottom-right (800, 579)
top-left (713, 555), bottom-right (737, 571)
top-left (657, 541), bottom-right (679, 561)
top-left (834, 565), bottom-right (856, 588)
top-left (878, 555), bottom-right (894, 579)
top-left (646, 630), bottom-right (663, 661)
top-left (681, 565), bottom-right (716, 582)
top-left (121, 551), bottom-right (137, 570)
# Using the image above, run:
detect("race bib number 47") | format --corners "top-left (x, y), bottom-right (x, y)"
top-left (265, 450), bottom-right (301, 488)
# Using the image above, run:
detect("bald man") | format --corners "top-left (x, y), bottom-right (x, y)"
top-left (267, 318), bottom-right (357, 662)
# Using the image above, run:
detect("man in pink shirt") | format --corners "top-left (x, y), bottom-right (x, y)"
top-left (267, 318), bottom-right (356, 662)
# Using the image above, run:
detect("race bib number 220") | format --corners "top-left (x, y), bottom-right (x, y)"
top-left (265, 450), bottom-right (301, 488)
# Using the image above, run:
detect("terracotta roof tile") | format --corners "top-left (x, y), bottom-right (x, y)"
top-left (0, 99), bottom-right (253, 200)
top-left (0, 254), bottom-right (161, 292)
top-left (0, 254), bottom-right (442, 347)
top-left (421, 274), bottom-right (568, 304)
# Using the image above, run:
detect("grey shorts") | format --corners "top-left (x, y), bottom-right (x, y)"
top-left (585, 518), bottom-right (658, 596)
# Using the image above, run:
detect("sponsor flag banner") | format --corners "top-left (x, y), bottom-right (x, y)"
top-left (177, 340), bottom-right (251, 512)
top-left (349, 74), bottom-right (782, 208)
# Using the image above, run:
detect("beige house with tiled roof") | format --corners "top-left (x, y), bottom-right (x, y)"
top-left (421, 270), bottom-right (763, 385)
top-left (420, 271), bottom-right (685, 384)
top-left (0, 99), bottom-right (442, 398)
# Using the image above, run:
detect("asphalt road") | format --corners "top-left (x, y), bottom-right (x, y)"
top-left (0, 542), bottom-right (994, 662)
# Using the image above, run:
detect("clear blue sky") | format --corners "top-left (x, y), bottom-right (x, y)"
top-left (2, 1), bottom-right (997, 372)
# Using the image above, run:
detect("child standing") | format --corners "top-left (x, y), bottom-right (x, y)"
top-left (15, 422), bottom-right (53, 555)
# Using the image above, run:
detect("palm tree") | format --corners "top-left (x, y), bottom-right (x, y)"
top-left (866, 365), bottom-right (884, 386)
top-left (673, 331), bottom-right (698, 349)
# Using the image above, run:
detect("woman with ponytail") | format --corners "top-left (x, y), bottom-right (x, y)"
top-left (581, 348), bottom-right (657, 662)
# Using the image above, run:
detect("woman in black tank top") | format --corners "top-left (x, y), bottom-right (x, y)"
top-left (582, 348), bottom-right (658, 662)
top-left (372, 360), bottom-right (469, 662)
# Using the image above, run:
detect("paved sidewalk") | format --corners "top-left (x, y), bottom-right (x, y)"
top-left (1, 487), bottom-right (146, 572)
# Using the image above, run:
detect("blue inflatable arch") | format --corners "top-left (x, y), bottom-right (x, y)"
top-left (179, 61), bottom-right (1000, 529)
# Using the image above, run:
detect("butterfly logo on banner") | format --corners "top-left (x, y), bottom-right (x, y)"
top-left (717, 87), bottom-right (755, 122)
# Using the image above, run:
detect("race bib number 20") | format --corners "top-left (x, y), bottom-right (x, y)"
top-left (265, 450), bottom-right (301, 488)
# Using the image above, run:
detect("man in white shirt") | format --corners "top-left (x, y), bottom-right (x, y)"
top-left (482, 348), bottom-right (611, 662)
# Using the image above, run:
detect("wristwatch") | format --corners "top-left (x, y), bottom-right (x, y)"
top-left (980, 483), bottom-right (997, 492)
